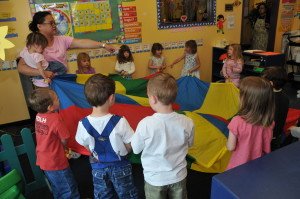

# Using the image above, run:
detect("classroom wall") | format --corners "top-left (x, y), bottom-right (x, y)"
top-left (67, 0), bottom-right (243, 81)
top-left (1, 0), bottom-right (243, 124)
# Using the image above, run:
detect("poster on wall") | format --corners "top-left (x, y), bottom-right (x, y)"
top-left (280, 3), bottom-right (295, 32)
top-left (28, 0), bottom-right (133, 43)
top-left (119, 5), bottom-right (142, 44)
top-left (71, 1), bottom-right (113, 34)
top-left (35, 2), bottom-right (73, 37)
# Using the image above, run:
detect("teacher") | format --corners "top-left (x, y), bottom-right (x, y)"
top-left (17, 11), bottom-right (115, 78)
top-left (251, 3), bottom-right (270, 51)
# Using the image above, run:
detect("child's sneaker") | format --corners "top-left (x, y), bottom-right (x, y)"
top-left (297, 93), bottom-right (300, 98)
top-left (297, 90), bottom-right (300, 94)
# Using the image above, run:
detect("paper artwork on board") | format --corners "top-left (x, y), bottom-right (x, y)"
top-left (71, 1), bottom-right (113, 33)
top-left (227, 15), bottom-right (235, 29)
top-left (35, 2), bottom-right (73, 37)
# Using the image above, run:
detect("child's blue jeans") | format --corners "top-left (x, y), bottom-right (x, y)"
top-left (92, 162), bottom-right (138, 199)
top-left (44, 167), bottom-right (80, 199)
top-left (34, 61), bottom-right (67, 80)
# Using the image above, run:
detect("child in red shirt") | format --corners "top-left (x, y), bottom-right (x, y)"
top-left (28, 88), bottom-right (80, 199)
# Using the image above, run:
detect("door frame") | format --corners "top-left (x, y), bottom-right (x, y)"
top-left (240, 0), bottom-right (280, 51)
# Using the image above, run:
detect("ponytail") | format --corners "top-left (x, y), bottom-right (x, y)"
top-left (28, 11), bottom-right (51, 32)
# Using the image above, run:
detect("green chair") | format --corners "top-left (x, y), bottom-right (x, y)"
top-left (0, 128), bottom-right (47, 196)
top-left (0, 169), bottom-right (25, 199)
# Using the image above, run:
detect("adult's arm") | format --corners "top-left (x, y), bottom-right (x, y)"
top-left (70, 38), bottom-right (115, 53)
top-left (17, 58), bottom-right (54, 78)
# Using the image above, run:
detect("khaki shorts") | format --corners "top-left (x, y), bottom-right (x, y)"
top-left (144, 178), bottom-right (187, 199)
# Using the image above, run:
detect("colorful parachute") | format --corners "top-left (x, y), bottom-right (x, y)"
top-left (51, 74), bottom-right (240, 173)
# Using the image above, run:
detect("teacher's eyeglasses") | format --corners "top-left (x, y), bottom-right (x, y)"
top-left (42, 21), bottom-right (56, 26)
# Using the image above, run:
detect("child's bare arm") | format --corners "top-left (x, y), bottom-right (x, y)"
top-left (169, 53), bottom-right (185, 68)
top-left (161, 58), bottom-right (167, 70)
top-left (61, 138), bottom-right (68, 150)
top-left (226, 131), bottom-right (237, 151)
top-left (36, 62), bottom-right (47, 79)
top-left (125, 143), bottom-right (132, 153)
top-left (148, 59), bottom-right (158, 69)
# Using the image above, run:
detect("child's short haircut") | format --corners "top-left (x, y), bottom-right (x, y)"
top-left (147, 73), bottom-right (177, 105)
top-left (85, 74), bottom-right (115, 107)
top-left (28, 88), bottom-right (54, 113)
top-left (26, 32), bottom-right (48, 49)
top-left (151, 43), bottom-right (164, 55)
top-left (262, 67), bottom-right (288, 90)
top-left (77, 52), bottom-right (90, 65)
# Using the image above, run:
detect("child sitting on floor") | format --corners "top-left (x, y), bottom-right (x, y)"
top-left (75, 74), bottom-right (138, 199)
top-left (76, 52), bottom-right (96, 74)
top-left (28, 88), bottom-right (79, 199)
top-left (115, 45), bottom-right (135, 79)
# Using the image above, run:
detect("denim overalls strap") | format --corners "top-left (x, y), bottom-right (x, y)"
top-left (81, 115), bottom-right (123, 163)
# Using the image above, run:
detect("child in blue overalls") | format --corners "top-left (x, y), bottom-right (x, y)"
top-left (75, 74), bottom-right (138, 199)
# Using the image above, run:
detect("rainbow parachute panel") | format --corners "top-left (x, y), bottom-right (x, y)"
top-left (51, 74), bottom-right (240, 173)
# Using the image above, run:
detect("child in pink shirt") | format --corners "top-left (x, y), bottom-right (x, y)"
top-left (20, 32), bottom-right (67, 87)
top-left (226, 76), bottom-right (275, 170)
top-left (222, 44), bottom-right (243, 87)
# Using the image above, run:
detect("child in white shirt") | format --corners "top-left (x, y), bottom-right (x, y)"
top-left (131, 73), bottom-right (194, 198)
top-left (115, 45), bottom-right (135, 79)
top-left (148, 43), bottom-right (166, 74)
top-left (169, 40), bottom-right (201, 78)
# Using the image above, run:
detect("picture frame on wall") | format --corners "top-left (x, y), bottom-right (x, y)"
top-left (157, 0), bottom-right (216, 29)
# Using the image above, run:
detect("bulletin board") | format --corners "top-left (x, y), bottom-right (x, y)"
top-left (29, 0), bottom-right (122, 42)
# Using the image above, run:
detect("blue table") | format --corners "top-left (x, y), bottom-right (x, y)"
top-left (211, 142), bottom-right (300, 199)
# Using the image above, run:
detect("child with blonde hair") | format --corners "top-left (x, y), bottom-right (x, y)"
top-left (221, 44), bottom-right (243, 87)
top-left (115, 45), bottom-right (135, 79)
top-left (169, 40), bottom-right (201, 78)
top-left (226, 76), bottom-right (275, 170)
top-left (148, 43), bottom-right (166, 74)
top-left (131, 73), bottom-right (194, 198)
top-left (76, 52), bottom-right (95, 74)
